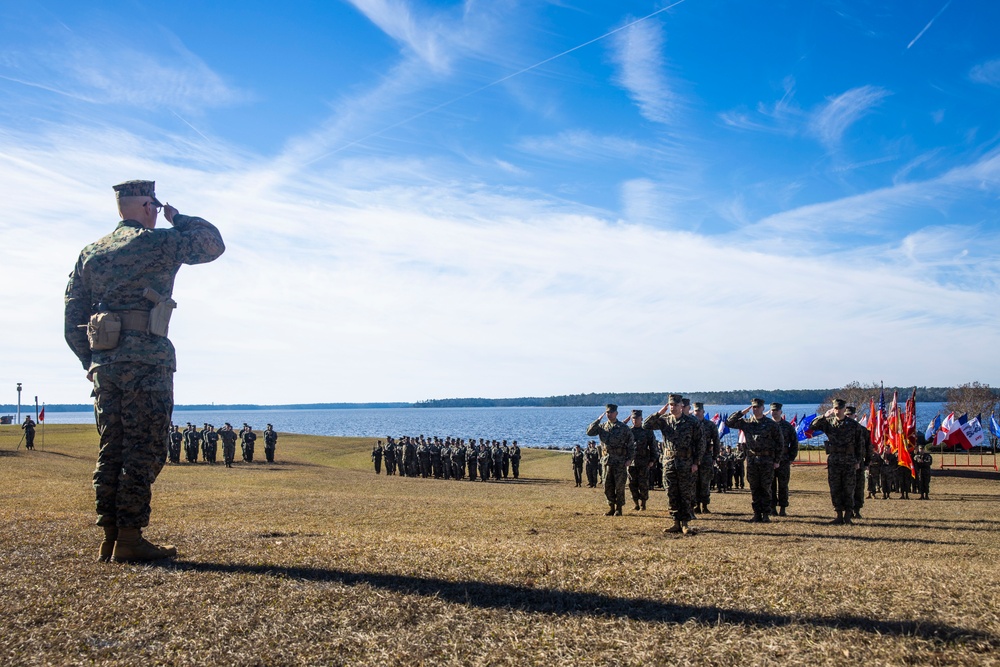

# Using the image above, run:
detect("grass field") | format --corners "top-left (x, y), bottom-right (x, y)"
top-left (1, 424), bottom-right (998, 666)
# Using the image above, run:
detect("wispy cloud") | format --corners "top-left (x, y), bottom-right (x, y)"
top-left (345, 0), bottom-right (454, 72)
top-left (517, 130), bottom-right (661, 163)
top-left (809, 85), bottom-right (890, 151)
top-left (970, 58), bottom-right (1000, 87)
top-left (610, 18), bottom-right (677, 124)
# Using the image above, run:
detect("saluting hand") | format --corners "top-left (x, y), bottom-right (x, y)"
top-left (164, 203), bottom-right (178, 225)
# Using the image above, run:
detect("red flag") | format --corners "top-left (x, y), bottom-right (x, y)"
top-left (38, 407), bottom-right (45, 422)
top-left (903, 388), bottom-right (917, 449)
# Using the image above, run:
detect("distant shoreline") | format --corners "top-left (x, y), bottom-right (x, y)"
top-left (0, 386), bottom-right (959, 413)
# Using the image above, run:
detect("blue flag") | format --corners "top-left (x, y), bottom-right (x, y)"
top-left (989, 413), bottom-right (1000, 438)
top-left (718, 413), bottom-right (730, 440)
top-left (796, 413), bottom-right (817, 441)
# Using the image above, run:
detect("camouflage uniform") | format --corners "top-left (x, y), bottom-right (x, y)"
top-left (64, 200), bottom-right (224, 530)
top-left (383, 441), bottom-right (397, 475)
top-left (867, 450), bottom-right (883, 497)
top-left (628, 423), bottom-right (658, 510)
top-left (204, 426), bottom-right (219, 464)
top-left (371, 442), bottom-right (383, 474)
top-left (852, 423), bottom-right (874, 516)
top-left (811, 414), bottom-right (864, 518)
top-left (586, 417), bottom-right (635, 514)
top-left (696, 418), bottom-right (721, 511)
top-left (771, 418), bottom-right (799, 514)
top-left (571, 445), bottom-right (584, 486)
top-left (584, 442), bottom-right (600, 487)
top-left (219, 425), bottom-right (238, 467)
top-left (168, 427), bottom-right (183, 464)
top-left (643, 411), bottom-right (704, 523)
top-left (452, 442), bottom-right (466, 480)
top-left (264, 426), bottom-right (278, 463)
top-left (241, 428), bottom-right (256, 462)
top-left (913, 450), bottom-right (933, 498)
top-left (510, 442), bottom-right (521, 479)
top-left (880, 450), bottom-right (897, 498)
top-left (726, 412), bottom-right (784, 521)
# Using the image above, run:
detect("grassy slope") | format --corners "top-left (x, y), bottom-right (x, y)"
top-left (1, 425), bottom-right (998, 666)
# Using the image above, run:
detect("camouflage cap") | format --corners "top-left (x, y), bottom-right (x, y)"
top-left (845, 405), bottom-right (857, 415)
top-left (667, 393), bottom-right (683, 404)
top-left (693, 402), bottom-right (705, 410)
top-left (681, 398), bottom-right (691, 407)
top-left (770, 402), bottom-right (783, 410)
top-left (605, 403), bottom-right (618, 412)
top-left (631, 409), bottom-right (643, 418)
top-left (750, 398), bottom-right (765, 407)
top-left (113, 180), bottom-right (162, 205)
top-left (832, 398), bottom-right (847, 409)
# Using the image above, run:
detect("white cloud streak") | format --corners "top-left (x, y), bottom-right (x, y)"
top-left (809, 85), bottom-right (891, 151)
top-left (610, 18), bottom-right (676, 124)
top-left (969, 58), bottom-right (1000, 87)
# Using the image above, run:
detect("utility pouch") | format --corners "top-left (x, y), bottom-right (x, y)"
top-left (144, 287), bottom-right (177, 337)
top-left (85, 311), bottom-right (121, 350)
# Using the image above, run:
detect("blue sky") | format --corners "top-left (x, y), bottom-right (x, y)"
top-left (1, 0), bottom-right (998, 405)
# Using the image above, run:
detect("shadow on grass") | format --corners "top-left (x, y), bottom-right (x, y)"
top-left (155, 560), bottom-right (995, 645)
top-left (385, 476), bottom-right (561, 486)
top-left (701, 526), bottom-right (967, 546)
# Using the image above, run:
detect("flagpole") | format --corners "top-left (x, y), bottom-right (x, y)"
top-left (41, 402), bottom-right (45, 450)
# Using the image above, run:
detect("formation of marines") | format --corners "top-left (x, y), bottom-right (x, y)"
top-left (370, 436), bottom-right (522, 481)
top-left (168, 422), bottom-right (278, 468)
top-left (581, 396), bottom-right (936, 531)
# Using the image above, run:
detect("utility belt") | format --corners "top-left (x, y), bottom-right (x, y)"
top-left (664, 448), bottom-right (692, 460)
top-left (83, 288), bottom-right (176, 351)
top-left (747, 452), bottom-right (773, 459)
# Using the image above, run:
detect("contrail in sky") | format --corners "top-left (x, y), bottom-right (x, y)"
top-left (907, 1), bottom-right (952, 49)
top-left (305, 0), bottom-right (689, 165)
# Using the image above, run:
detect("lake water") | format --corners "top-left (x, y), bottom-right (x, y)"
top-left (39, 402), bottom-right (947, 450)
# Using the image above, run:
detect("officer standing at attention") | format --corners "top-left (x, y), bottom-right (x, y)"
top-left (64, 179), bottom-right (224, 562)
top-left (627, 409), bottom-right (658, 511)
top-left (168, 425), bottom-right (183, 464)
top-left (571, 444), bottom-right (585, 487)
top-left (692, 403), bottom-right (720, 514)
top-left (768, 402), bottom-right (799, 517)
top-left (811, 398), bottom-right (864, 525)
top-left (264, 424), bottom-right (278, 463)
top-left (586, 404), bottom-right (635, 516)
top-left (846, 406), bottom-right (874, 519)
top-left (643, 395), bottom-right (704, 534)
top-left (510, 440), bottom-right (522, 479)
top-left (913, 444), bottom-right (933, 499)
top-left (220, 423), bottom-right (238, 468)
top-left (726, 398), bottom-right (784, 523)
top-left (371, 440), bottom-right (383, 474)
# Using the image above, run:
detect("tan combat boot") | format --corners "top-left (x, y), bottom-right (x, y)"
top-left (664, 520), bottom-right (682, 534)
top-left (98, 526), bottom-right (117, 562)
top-left (112, 527), bottom-right (177, 563)
top-left (681, 521), bottom-right (696, 535)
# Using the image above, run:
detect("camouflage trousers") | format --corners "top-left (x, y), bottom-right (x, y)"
top-left (627, 463), bottom-right (650, 503)
top-left (663, 458), bottom-right (695, 521)
top-left (223, 442), bottom-right (235, 465)
top-left (573, 463), bottom-right (583, 486)
top-left (604, 462), bottom-right (627, 507)
top-left (92, 363), bottom-right (173, 529)
top-left (771, 461), bottom-right (791, 509)
top-left (915, 468), bottom-right (931, 495)
top-left (827, 463), bottom-right (856, 512)
top-left (853, 468), bottom-right (866, 510)
top-left (696, 461), bottom-right (714, 506)
top-left (746, 458), bottom-right (774, 515)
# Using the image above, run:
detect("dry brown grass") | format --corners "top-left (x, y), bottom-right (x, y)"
top-left (1, 424), bottom-right (999, 666)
